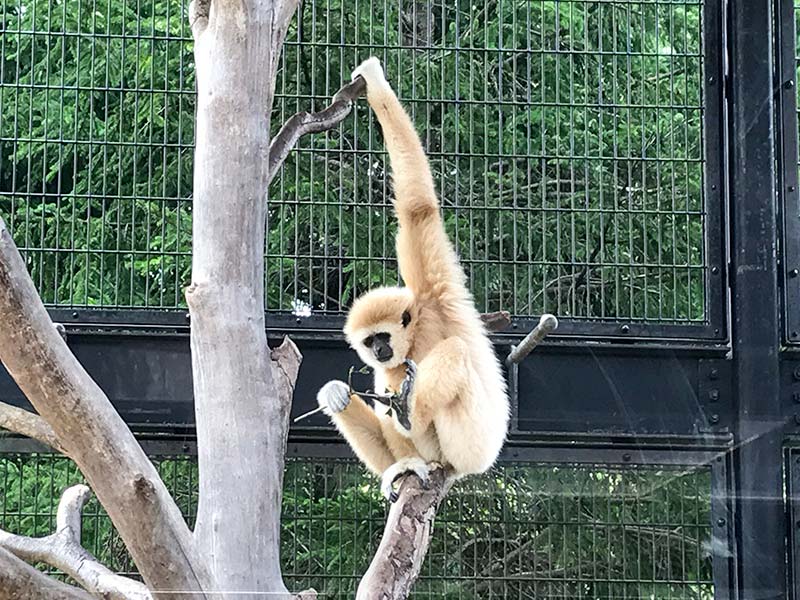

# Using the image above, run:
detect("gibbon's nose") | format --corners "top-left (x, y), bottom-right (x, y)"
top-left (373, 340), bottom-right (394, 363)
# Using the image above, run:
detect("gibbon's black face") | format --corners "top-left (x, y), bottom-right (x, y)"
top-left (363, 332), bottom-right (393, 363)
top-left (362, 311), bottom-right (412, 363)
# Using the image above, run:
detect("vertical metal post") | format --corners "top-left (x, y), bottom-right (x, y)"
top-left (730, 0), bottom-right (787, 597)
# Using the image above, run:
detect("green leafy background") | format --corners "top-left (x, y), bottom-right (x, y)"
top-left (0, 0), bottom-right (707, 321)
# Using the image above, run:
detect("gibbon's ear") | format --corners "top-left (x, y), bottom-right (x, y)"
top-left (402, 310), bottom-right (412, 328)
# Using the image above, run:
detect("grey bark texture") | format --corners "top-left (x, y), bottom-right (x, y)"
top-left (187, 0), bottom-right (302, 595)
top-left (0, 485), bottom-right (152, 600)
top-left (0, 218), bottom-right (211, 598)
top-left (0, 401), bottom-right (67, 455)
top-left (356, 467), bottom-right (452, 600)
top-left (0, 546), bottom-right (94, 600)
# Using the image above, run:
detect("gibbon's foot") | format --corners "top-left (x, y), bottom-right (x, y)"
top-left (351, 57), bottom-right (390, 90)
top-left (381, 456), bottom-right (430, 502)
top-left (317, 380), bottom-right (350, 415)
top-left (392, 359), bottom-right (416, 432)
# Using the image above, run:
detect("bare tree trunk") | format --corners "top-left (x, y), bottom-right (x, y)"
top-left (187, 0), bottom-right (301, 594)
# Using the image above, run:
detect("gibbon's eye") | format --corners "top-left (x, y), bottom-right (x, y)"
top-left (363, 335), bottom-right (374, 348)
top-left (402, 310), bottom-right (412, 328)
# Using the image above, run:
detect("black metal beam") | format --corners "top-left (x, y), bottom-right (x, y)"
top-left (729, 0), bottom-right (787, 596)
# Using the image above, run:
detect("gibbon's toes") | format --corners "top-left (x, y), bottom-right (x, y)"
top-left (351, 56), bottom-right (388, 88)
top-left (316, 380), bottom-right (350, 415)
top-left (380, 457), bottom-right (431, 501)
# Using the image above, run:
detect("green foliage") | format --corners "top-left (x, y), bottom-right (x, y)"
top-left (0, 455), bottom-right (713, 598)
top-left (1, 0), bottom-right (706, 321)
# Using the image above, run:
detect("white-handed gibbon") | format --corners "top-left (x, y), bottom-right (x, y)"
top-left (317, 57), bottom-right (509, 500)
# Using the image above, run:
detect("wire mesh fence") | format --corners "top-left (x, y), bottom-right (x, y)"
top-left (0, 0), bottom-right (709, 325)
top-left (0, 452), bottom-right (714, 598)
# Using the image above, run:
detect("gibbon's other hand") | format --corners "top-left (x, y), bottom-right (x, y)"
top-left (351, 57), bottom-right (390, 91)
top-left (393, 359), bottom-right (416, 432)
top-left (317, 380), bottom-right (351, 415)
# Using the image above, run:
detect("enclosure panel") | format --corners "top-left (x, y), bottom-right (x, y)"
top-left (780, 0), bottom-right (800, 343)
top-left (0, 0), bottom-right (725, 337)
top-left (0, 452), bottom-right (716, 599)
top-left (514, 349), bottom-right (732, 438)
top-left (0, 332), bottom-right (734, 442)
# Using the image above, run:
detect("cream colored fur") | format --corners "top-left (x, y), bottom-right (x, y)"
top-left (318, 57), bottom-right (509, 487)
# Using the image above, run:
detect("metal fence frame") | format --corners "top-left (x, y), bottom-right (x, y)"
top-left (3, 0), bottom-right (800, 598)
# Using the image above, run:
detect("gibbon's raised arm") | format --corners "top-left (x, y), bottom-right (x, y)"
top-left (353, 59), bottom-right (469, 304)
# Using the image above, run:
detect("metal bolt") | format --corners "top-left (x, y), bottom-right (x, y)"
top-left (708, 390), bottom-right (719, 402)
top-left (185, 313), bottom-right (191, 321)
top-left (622, 453), bottom-right (632, 462)
top-left (708, 76), bottom-right (715, 85)
top-left (711, 266), bottom-right (719, 275)
top-left (714, 328), bottom-right (721, 335)
top-left (791, 186), bottom-right (797, 193)
top-left (711, 184), bottom-right (717, 191)
top-left (792, 332), bottom-right (800, 339)
top-left (709, 414), bottom-right (720, 424)
top-left (709, 368), bottom-right (719, 380)
top-left (791, 269), bottom-right (799, 278)
top-left (717, 518), bottom-right (726, 527)
top-left (511, 322), bottom-right (518, 329)
top-left (71, 311), bottom-right (79, 319)
top-left (786, 80), bottom-right (796, 89)
top-left (620, 325), bottom-right (630, 334)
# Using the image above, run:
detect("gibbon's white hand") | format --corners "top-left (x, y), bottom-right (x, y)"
top-left (317, 380), bottom-right (351, 415)
top-left (351, 56), bottom-right (390, 90)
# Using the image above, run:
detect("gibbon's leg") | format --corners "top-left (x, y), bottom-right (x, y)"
top-left (317, 380), bottom-right (396, 475)
top-left (393, 337), bottom-right (470, 436)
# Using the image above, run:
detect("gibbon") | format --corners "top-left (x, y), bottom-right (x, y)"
top-left (317, 57), bottom-right (509, 500)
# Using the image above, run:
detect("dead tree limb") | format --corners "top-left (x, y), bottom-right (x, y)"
top-left (0, 218), bottom-right (210, 596)
top-left (0, 401), bottom-right (68, 455)
top-left (506, 313), bottom-right (559, 365)
top-left (480, 310), bottom-right (511, 332)
top-left (268, 76), bottom-right (366, 183)
top-left (0, 546), bottom-right (94, 600)
top-left (188, 0), bottom-right (306, 594)
top-left (356, 466), bottom-right (451, 599)
top-left (0, 485), bottom-right (152, 600)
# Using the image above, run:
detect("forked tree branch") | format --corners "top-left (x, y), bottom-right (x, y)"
top-left (0, 218), bottom-right (210, 595)
top-left (0, 485), bottom-right (152, 600)
top-left (356, 466), bottom-right (451, 599)
top-left (0, 401), bottom-right (68, 455)
top-left (0, 546), bottom-right (93, 600)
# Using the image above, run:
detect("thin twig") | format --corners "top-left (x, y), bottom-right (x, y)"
top-left (506, 314), bottom-right (559, 365)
